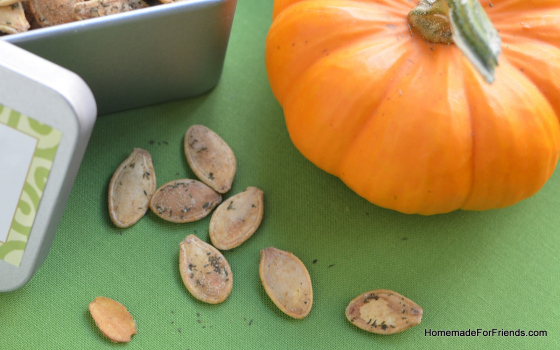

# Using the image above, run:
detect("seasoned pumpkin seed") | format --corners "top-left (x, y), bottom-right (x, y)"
top-left (28, 0), bottom-right (84, 27)
top-left (345, 289), bottom-right (423, 335)
top-left (73, 0), bottom-right (149, 20)
top-left (0, 2), bottom-right (29, 34)
top-left (179, 234), bottom-right (233, 304)
top-left (89, 296), bottom-right (137, 343)
top-left (209, 187), bottom-right (264, 250)
top-left (108, 148), bottom-right (156, 228)
top-left (149, 179), bottom-right (221, 223)
top-left (184, 125), bottom-right (236, 193)
top-left (259, 247), bottom-right (312, 319)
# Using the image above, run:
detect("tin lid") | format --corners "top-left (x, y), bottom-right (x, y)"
top-left (0, 41), bottom-right (97, 292)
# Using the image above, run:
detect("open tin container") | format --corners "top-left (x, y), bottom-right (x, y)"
top-left (0, 0), bottom-right (237, 291)
top-left (3, 0), bottom-right (238, 115)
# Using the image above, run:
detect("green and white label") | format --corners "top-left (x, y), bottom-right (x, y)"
top-left (0, 105), bottom-right (61, 267)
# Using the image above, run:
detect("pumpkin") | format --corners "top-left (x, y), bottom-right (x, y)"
top-left (265, 0), bottom-right (560, 215)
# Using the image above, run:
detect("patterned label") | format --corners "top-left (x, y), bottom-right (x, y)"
top-left (0, 105), bottom-right (61, 267)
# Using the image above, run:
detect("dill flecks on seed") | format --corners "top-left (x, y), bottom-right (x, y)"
top-left (208, 255), bottom-right (223, 275)
top-left (363, 293), bottom-right (379, 303)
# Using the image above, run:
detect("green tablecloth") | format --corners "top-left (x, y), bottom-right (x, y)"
top-left (2, 1), bottom-right (559, 348)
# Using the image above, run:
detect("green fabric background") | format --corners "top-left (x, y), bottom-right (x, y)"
top-left (1, 1), bottom-right (559, 348)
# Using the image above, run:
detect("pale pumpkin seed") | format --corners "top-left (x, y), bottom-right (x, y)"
top-left (209, 187), bottom-right (264, 250)
top-left (108, 148), bottom-right (156, 228)
top-left (89, 296), bottom-right (137, 343)
top-left (259, 247), bottom-right (312, 319)
top-left (184, 125), bottom-right (236, 193)
top-left (0, 0), bottom-right (22, 5)
top-left (149, 179), bottom-right (221, 223)
top-left (0, 2), bottom-right (29, 34)
top-left (179, 234), bottom-right (233, 304)
top-left (345, 289), bottom-right (423, 335)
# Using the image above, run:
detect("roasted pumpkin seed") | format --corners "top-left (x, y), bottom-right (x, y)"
top-left (89, 296), bottom-right (137, 343)
top-left (345, 289), bottom-right (423, 335)
top-left (259, 247), bottom-right (312, 319)
top-left (149, 179), bottom-right (221, 223)
top-left (179, 234), bottom-right (233, 304)
top-left (0, 2), bottom-right (29, 34)
top-left (73, 0), bottom-right (149, 20)
top-left (184, 125), bottom-right (236, 193)
top-left (108, 148), bottom-right (156, 228)
top-left (209, 187), bottom-right (264, 250)
top-left (28, 0), bottom-right (84, 27)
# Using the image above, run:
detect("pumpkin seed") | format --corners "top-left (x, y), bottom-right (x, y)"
top-left (73, 0), bottom-right (149, 20)
top-left (345, 289), bottom-right (423, 335)
top-left (179, 234), bottom-right (233, 304)
top-left (149, 179), bottom-right (221, 223)
top-left (184, 125), bottom-right (236, 193)
top-left (209, 187), bottom-right (264, 250)
top-left (259, 247), bottom-right (312, 319)
top-left (89, 296), bottom-right (137, 343)
top-left (28, 0), bottom-right (84, 27)
top-left (0, 0), bottom-right (21, 5)
top-left (108, 148), bottom-right (156, 228)
top-left (0, 2), bottom-right (29, 34)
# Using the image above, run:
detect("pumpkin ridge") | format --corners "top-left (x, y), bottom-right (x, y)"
top-left (486, 0), bottom-right (559, 14)
top-left (284, 34), bottom-right (414, 175)
top-left (337, 41), bottom-right (420, 168)
top-left (460, 58), bottom-right (560, 210)
top-left (351, 0), bottom-right (415, 17)
top-left (273, 0), bottom-right (415, 20)
top-left (500, 42), bottom-right (560, 120)
top-left (456, 55), bottom-right (477, 212)
top-left (266, 0), bottom-right (411, 106)
top-left (337, 45), bottom-right (474, 214)
top-left (459, 60), bottom-right (510, 211)
top-left (491, 10), bottom-right (560, 49)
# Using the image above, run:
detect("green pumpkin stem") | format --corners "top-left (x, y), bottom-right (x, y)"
top-left (408, 0), bottom-right (501, 84)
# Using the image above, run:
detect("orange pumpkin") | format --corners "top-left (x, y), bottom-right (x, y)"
top-left (265, 0), bottom-right (560, 215)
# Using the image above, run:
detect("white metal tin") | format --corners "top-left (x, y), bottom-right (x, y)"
top-left (0, 41), bottom-right (96, 292)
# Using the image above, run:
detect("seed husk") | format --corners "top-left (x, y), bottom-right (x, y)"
top-left (149, 179), bottom-right (221, 223)
top-left (108, 148), bottom-right (156, 228)
top-left (209, 187), bottom-right (264, 250)
top-left (259, 247), bottom-right (312, 319)
top-left (345, 289), bottom-right (423, 335)
top-left (179, 234), bottom-right (233, 304)
top-left (184, 125), bottom-right (236, 193)
top-left (89, 296), bottom-right (137, 343)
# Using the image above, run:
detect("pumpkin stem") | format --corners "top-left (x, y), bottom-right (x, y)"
top-left (408, 0), bottom-right (501, 84)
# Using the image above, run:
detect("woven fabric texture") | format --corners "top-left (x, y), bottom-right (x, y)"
top-left (1, 1), bottom-right (559, 349)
